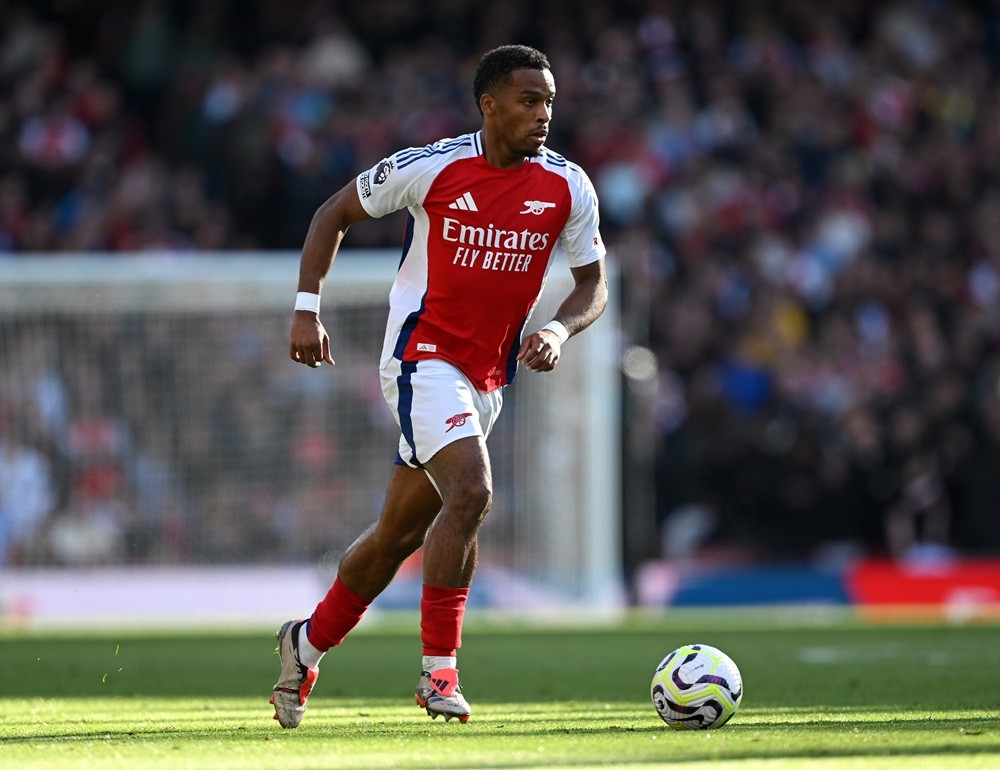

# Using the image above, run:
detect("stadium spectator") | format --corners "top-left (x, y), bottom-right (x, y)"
top-left (0, 426), bottom-right (56, 566)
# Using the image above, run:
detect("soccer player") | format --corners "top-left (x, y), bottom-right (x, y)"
top-left (272, 44), bottom-right (608, 727)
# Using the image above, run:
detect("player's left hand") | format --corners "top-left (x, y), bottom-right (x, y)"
top-left (517, 329), bottom-right (562, 372)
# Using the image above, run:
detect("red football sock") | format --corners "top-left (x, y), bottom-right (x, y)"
top-left (307, 577), bottom-right (372, 652)
top-left (420, 584), bottom-right (470, 657)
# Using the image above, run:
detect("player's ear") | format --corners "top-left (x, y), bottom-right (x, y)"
top-left (480, 92), bottom-right (496, 116)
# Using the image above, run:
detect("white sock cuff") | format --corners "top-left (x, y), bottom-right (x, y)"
top-left (297, 622), bottom-right (325, 669)
top-left (422, 655), bottom-right (457, 673)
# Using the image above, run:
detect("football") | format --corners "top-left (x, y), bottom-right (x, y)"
top-left (650, 643), bottom-right (743, 729)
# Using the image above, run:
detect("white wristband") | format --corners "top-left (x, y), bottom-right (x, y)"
top-left (540, 320), bottom-right (569, 344)
top-left (294, 292), bottom-right (321, 313)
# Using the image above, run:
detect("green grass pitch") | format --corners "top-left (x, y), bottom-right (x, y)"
top-left (1, 610), bottom-right (998, 769)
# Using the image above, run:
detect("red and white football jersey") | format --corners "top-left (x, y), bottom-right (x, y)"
top-left (356, 130), bottom-right (606, 393)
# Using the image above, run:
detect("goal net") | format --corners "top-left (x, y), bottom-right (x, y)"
top-left (0, 252), bottom-right (621, 613)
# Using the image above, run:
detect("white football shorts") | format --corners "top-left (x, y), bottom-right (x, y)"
top-left (380, 358), bottom-right (504, 469)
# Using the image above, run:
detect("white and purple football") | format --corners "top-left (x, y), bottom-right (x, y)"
top-left (651, 643), bottom-right (743, 729)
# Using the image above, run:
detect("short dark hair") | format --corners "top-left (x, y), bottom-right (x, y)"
top-left (473, 45), bottom-right (551, 114)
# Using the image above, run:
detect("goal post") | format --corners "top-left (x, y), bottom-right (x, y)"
top-left (0, 251), bottom-right (622, 616)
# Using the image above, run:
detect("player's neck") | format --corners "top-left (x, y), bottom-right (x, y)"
top-left (480, 127), bottom-right (531, 170)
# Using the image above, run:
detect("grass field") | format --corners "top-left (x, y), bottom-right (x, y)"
top-left (1, 610), bottom-right (998, 769)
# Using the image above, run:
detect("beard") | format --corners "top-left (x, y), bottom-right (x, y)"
top-left (521, 137), bottom-right (545, 157)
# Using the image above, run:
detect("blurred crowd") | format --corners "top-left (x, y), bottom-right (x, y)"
top-left (2, 0), bottom-right (1000, 572)
top-left (0, 309), bottom-right (405, 567)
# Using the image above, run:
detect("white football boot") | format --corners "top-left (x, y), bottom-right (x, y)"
top-left (270, 620), bottom-right (319, 728)
top-left (414, 668), bottom-right (471, 723)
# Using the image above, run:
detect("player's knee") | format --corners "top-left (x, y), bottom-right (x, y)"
top-left (448, 480), bottom-right (492, 524)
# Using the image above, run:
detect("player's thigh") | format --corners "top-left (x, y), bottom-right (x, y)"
top-left (375, 463), bottom-right (442, 543)
top-left (423, 435), bottom-right (493, 512)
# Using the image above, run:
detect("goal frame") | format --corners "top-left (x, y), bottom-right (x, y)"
top-left (0, 250), bottom-right (622, 618)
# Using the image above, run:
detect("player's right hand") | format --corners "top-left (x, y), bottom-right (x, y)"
top-left (290, 312), bottom-right (335, 367)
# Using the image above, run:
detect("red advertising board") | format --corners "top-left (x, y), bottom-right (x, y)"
top-left (846, 558), bottom-right (1000, 621)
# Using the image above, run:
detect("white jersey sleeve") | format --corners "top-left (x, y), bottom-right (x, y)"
top-left (356, 136), bottom-right (475, 218)
top-left (356, 152), bottom-right (425, 218)
top-left (559, 162), bottom-right (607, 268)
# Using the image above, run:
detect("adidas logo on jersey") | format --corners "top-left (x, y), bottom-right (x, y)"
top-left (448, 192), bottom-right (478, 211)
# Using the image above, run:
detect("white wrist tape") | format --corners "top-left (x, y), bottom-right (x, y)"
top-left (540, 320), bottom-right (569, 344)
top-left (294, 292), bottom-right (321, 313)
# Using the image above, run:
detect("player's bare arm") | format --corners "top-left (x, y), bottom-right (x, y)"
top-left (290, 182), bottom-right (372, 368)
top-left (517, 258), bottom-right (608, 372)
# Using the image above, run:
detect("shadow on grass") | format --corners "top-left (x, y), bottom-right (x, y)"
top-left (4, 627), bottom-right (1000, 713)
top-left (3, 707), bottom-right (997, 755)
